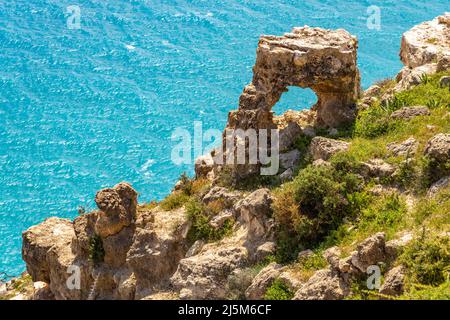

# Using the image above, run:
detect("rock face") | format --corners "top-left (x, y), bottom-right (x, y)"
top-left (395, 13), bottom-right (450, 91)
top-left (222, 26), bottom-right (360, 178)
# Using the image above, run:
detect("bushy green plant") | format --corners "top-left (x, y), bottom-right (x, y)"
top-left (159, 192), bottom-right (190, 211)
top-left (185, 198), bottom-right (234, 243)
top-left (400, 232), bottom-right (450, 287)
top-left (272, 165), bottom-right (363, 262)
top-left (264, 279), bottom-right (294, 300)
top-left (89, 234), bottom-right (105, 264)
top-left (358, 193), bottom-right (406, 234)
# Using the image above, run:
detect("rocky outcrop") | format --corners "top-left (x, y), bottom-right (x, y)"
top-left (222, 26), bottom-right (359, 178)
top-left (395, 13), bottom-right (450, 91)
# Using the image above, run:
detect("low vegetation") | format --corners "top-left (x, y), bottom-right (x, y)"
top-left (271, 71), bottom-right (450, 298)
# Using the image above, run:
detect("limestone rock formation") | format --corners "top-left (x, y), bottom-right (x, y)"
top-left (395, 13), bottom-right (450, 91)
top-left (222, 26), bottom-right (360, 178)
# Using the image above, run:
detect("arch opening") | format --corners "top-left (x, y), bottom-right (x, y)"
top-left (271, 86), bottom-right (318, 116)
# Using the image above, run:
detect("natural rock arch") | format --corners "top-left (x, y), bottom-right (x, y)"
top-left (220, 26), bottom-right (361, 179)
top-left (227, 27), bottom-right (360, 131)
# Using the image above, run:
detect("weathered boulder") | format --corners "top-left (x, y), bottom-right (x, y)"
top-left (255, 242), bottom-right (276, 262)
top-left (400, 13), bottom-right (450, 70)
top-left (195, 153), bottom-right (215, 179)
top-left (361, 159), bottom-right (396, 179)
top-left (171, 244), bottom-right (249, 300)
top-left (309, 136), bottom-right (350, 161)
top-left (385, 233), bottom-right (414, 260)
top-left (350, 232), bottom-right (386, 273)
top-left (424, 133), bottom-right (450, 180)
top-left (387, 137), bottom-right (418, 157)
top-left (428, 176), bottom-right (450, 197)
top-left (245, 263), bottom-right (283, 300)
top-left (293, 269), bottom-right (350, 300)
top-left (424, 133), bottom-right (450, 163)
top-left (379, 266), bottom-right (406, 296)
top-left (94, 182), bottom-right (137, 238)
top-left (279, 149), bottom-right (301, 169)
top-left (440, 76), bottom-right (450, 88)
top-left (391, 106), bottom-right (430, 121)
top-left (202, 186), bottom-right (241, 207)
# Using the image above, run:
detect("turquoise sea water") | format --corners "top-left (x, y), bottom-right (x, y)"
top-left (0, 0), bottom-right (448, 277)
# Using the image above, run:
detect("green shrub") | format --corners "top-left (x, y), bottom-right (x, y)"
top-left (264, 279), bottom-right (294, 300)
top-left (354, 105), bottom-right (394, 138)
top-left (400, 233), bottom-right (450, 287)
top-left (358, 193), bottom-right (407, 235)
top-left (89, 234), bottom-right (105, 264)
top-left (272, 165), bottom-right (363, 262)
top-left (401, 282), bottom-right (450, 300)
top-left (159, 191), bottom-right (190, 211)
top-left (185, 198), bottom-right (234, 243)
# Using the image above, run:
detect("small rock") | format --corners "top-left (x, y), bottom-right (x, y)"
top-left (379, 266), bottom-right (406, 296)
top-left (387, 137), bottom-right (418, 157)
top-left (293, 269), bottom-right (350, 300)
top-left (309, 137), bottom-right (350, 161)
top-left (202, 187), bottom-right (240, 207)
top-left (185, 240), bottom-right (205, 258)
top-left (245, 263), bottom-right (283, 300)
top-left (278, 270), bottom-right (303, 292)
top-left (424, 133), bottom-right (450, 163)
top-left (297, 249), bottom-right (314, 260)
top-left (255, 242), bottom-right (276, 262)
top-left (364, 85), bottom-right (382, 97)
top-left (361, 159), bottom-right (396, 179)
top-left (323, 247), bottom-right (341, 271)
top-left (439, 76), bottom-right (450, 88)
top-left (279, 168), bottom-right (294, 182)
top-left (350, 232), bottom-right (386, 273)
top-left (279, 149), bottom-right (301, 169)
top-left (209, 210), bottom-right (234, 229)
top-left (385, 233), bottom-right (413, 259)
top-left (312, 159), bottom-right (331, 167)
top-left (195, 153), bottom-right (214, 179)
top-left (279, 122), bottom-right (302, 151)
top-left (391, 106), bottom-right (430, 120)
top-left (427, 176), bottom-right (450, 197)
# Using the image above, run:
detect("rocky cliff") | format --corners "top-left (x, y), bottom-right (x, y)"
top-left (3, 13), bottom-right (449, 301)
